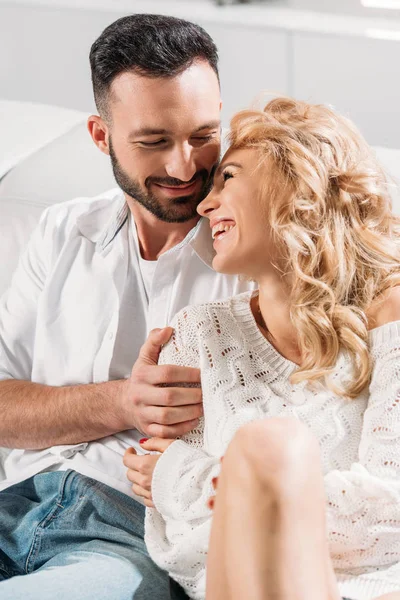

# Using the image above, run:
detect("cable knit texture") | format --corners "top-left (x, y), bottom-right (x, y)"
top-left (144, 291), bottom-right (400, 600)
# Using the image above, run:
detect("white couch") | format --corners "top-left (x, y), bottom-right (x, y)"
top-left (0, 100), bottom-right (399, 474)
top-left (0, 100), bottom-right (116, 299)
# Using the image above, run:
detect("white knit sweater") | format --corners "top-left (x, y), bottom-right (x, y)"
top-left (144, 291), bottom-right (400, 600)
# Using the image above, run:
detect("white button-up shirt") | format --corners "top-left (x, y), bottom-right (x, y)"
top-left (0, 188), bottom-right (255, 498)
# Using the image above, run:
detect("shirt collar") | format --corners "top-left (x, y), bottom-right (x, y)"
top-left (188, 216), bottom-right (215, 269)
top-left (76, 188), bottom-right (128, 251)
top-left (77, 188), bottom-right (215, 266)
top-left (140, 216), bottom-right (215, 269)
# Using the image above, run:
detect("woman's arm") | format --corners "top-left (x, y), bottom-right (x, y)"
top-left (147, 305), bottom-right (220, 520)
top-left (324, 311), bottom-right (400, 570)
top-left (142, 306), bottom-right (222, 599)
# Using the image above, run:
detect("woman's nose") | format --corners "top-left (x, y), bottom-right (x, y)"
top-left (197, 188), bottom-right (219, 217)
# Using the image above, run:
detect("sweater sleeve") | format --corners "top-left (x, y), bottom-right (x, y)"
top-left (152, 306), bottom-right (220, 519)
top-left (145, 306), bottom-right (220, 599)
top-left (325, 321), bottom-right (400, 570)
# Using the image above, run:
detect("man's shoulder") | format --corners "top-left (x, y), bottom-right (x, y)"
top-left (44, 187), bottom-right (122, 222)
top-left (41, 187), bottom-right (124, 241)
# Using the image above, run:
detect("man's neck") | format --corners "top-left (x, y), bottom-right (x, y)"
top-left (127, 198), bottom-right (201, 261)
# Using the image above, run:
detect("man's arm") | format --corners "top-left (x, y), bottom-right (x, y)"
top-left (0, 328), bottom-right (202, 449)
top-left (0, 378), bottom-right (126, 449)
top-left (0, 205), bottom-right (202, 450)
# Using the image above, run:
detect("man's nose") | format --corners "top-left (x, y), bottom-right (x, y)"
top-left (165, 144), bottom-right (196, 182)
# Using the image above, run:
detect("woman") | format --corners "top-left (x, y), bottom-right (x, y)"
top-left (124, 98), bottom-right (400, 600)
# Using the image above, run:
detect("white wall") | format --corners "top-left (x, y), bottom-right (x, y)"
top-left (1, 0), bottom-right (400, 147)
top-left (293, 33), bottom-right (400, 149)
top-left (0, 2), bottom-right (290, 126)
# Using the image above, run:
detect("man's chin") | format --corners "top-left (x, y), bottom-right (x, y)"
top-left (171, 194), bottom-right (199, 206)
top-left (162, 208), bottom-right (200, 223)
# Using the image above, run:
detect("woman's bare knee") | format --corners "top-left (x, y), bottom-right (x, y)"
top-left (225, 418), bottom-right (322, 493)
top-left (232, 417), bottom-right (319, 469)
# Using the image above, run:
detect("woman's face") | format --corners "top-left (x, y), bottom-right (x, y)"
top-left (197, 147), bottom-right (275, 278)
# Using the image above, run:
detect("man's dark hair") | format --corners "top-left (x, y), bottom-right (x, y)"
top-left (89, 13), bottom-right (219, 121)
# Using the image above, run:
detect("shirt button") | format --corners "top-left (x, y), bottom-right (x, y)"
top-left (108, 332), bottom-right (114, 340)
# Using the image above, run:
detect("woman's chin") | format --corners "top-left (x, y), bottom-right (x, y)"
top-left (212, 255), bottom-right (248, 278)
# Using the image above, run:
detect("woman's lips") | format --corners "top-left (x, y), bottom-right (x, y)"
top-left (153, 180), bottom-right (199, 197)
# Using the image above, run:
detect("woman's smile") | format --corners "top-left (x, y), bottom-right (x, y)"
top-left (211, 220), bottom-right (236, 243)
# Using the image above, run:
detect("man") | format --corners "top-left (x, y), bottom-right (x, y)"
top-left (0, 14), bottom-right (253, 600)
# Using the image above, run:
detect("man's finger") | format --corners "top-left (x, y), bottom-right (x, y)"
top-left (150, 403), bottom-right (203, 426)
top-left (147, 385), bottom-right (203, 408)
top-left (136, 364), bottom-right (201, 387)
top-left (152, 365), bottom-right (201, 386)
top-left (137, 328), bottom-right (174, 366)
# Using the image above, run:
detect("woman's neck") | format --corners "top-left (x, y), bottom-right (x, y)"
top-left (254, 277), bottom-right (302, 364)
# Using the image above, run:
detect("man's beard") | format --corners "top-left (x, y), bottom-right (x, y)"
top-left (109, 138), bottom-right (217, 223)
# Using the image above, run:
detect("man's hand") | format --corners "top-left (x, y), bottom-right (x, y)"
top-left (120, 327), bottom-right (202, 438)
top-left (124, 437), bottom-right (175, 507)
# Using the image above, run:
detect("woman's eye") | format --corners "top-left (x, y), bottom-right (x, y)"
top-left (222, 171), bottom-right (234, 182)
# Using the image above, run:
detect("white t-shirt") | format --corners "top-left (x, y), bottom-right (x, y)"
top-left (138, 254), bottom-right (157, 302)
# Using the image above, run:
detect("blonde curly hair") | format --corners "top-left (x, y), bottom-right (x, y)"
top-left (228, 97), bottom-right (400, 398)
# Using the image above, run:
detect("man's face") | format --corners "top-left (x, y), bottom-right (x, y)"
top-left (106, 61), bottom-right (221, 223)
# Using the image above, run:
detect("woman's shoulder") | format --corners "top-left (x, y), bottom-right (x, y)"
top-left (367, 285), bottom-right (400, 331)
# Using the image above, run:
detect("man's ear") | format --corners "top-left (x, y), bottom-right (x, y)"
top-left (87, 115), bottom-right (110, 155)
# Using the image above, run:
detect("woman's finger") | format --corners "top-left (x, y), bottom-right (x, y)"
top-left (127, 469), bottom-right (152, 491)
top-left (131, 482), bottom-right (152, 500)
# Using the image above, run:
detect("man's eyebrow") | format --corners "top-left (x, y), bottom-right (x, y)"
top-left (216, 161), bottom-right (243, 176)
top-left (128, 128), bottom-right (169, 138)
top-left (128, 121), bottom-right (221, 139)
top-left (193, 120), bottom-right (221, 133)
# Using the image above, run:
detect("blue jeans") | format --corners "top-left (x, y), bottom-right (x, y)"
top-left (0, 469), bottom-right (189, 600)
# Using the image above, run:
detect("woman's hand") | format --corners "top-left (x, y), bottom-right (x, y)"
top-left (207, 456), bottom-right (223, 510)
top-left (123, 437), bottom-right (175, 507)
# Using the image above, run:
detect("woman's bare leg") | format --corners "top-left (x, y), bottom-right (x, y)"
top-left (206, 417), bottom-right (341, 600)
top-left (375, 595), bottom-right (400, 599)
